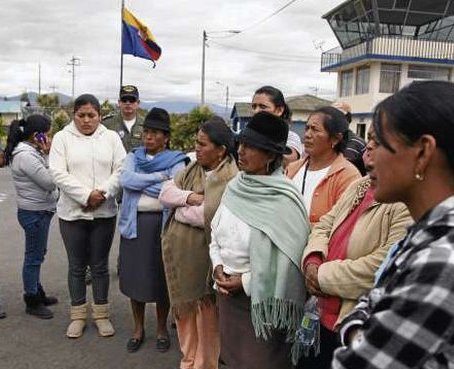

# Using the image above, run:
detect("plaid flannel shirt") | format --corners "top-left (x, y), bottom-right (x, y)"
top-left (332, 196), bottom-right (454, 369)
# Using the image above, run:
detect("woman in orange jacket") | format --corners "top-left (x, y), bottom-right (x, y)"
top-left (286, 106), bottom-right (360, 225)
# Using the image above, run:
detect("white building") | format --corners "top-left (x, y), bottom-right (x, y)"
top-left (321, 0), bottom-right (454, 138)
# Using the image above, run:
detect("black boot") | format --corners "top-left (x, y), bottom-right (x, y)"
top-left (24, 294), bottom-right (53, 319)
top-left (37, 285), bottom-right (58, 306)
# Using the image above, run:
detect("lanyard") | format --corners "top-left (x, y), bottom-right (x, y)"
top-left (301, 160), bottom-right (310, 195)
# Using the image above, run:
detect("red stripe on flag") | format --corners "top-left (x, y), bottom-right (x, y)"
top-left (140, 38), bottom-right (161, 61)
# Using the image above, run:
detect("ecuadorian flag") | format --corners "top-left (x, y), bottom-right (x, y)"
top-left (122, 8), bottom-right (162, 62)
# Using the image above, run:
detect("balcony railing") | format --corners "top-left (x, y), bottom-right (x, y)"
top-left (321, 36), bottom-right (454, 71)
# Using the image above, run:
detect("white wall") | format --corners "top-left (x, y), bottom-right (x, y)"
top-left (334, 60), bottom-right (454, 137)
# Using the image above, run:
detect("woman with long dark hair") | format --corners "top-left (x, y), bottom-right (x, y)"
top-left (333, 81), bottom-right (454, 369)
top-left (251, 85), bottom-right (292, 122)
top-left (159, 116), bottom-right (238, 368)
top-left (5, 114), bottom-right (58, 319)
top-left (251, 86), bottom-right (303, 168)
top-left (50, 94), bottom-right (126, 338)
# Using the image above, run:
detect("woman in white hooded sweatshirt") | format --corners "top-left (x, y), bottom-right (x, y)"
top-left (49, 94), bottom-right (126, 338)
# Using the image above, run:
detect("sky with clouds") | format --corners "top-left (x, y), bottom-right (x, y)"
top-left (1, 0), bottom-right (343, 105)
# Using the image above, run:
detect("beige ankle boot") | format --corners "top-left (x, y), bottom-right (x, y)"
top-left (91, 303), bottom-right (115, 337)
top-left (66, 303), bottom-right (88, 338)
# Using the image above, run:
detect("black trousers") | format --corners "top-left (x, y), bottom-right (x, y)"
top-left (295, 324), bottom-right (340, 369)
top-left (59, 217), bottom-right (116, 306)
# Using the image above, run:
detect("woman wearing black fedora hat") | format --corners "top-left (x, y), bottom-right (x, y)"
top-left (118, 107), bottom-right (188, 353)
top-left (209, 111), bottom-right (310, 369)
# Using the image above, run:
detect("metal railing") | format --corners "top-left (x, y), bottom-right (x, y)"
top-left (321, 36), bottom-right (454, 71)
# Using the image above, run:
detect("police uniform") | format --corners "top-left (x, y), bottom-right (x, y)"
top-left (103, 114), bottom-right (144, 152)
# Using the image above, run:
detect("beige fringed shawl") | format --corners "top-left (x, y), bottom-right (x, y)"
top-left (161, 156), bottom-right (238, 317)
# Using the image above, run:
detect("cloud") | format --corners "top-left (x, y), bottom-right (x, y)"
top-left (1, 0), bottom-right (341, 104)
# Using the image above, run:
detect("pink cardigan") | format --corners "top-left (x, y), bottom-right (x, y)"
top-left (159, 180), bottom-right (205, 228)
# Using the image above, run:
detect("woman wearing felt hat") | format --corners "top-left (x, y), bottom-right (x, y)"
top-left (118, 107), bottom-right (188, 353)
top-left (209, 111), bottom-right (310, 369)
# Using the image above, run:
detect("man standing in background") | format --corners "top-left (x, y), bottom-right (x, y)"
top-left (333, 102), bottom-right (367, 176)
top-left (103, 85), bottom-right (144, 152)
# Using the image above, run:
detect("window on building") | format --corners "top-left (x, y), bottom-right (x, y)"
top-left (355, 66), bottom-right (370, 95)
top-left (380, 63), bottom-right (401, 93)
top-left (356, 123), bottom-right (366, 139)
top-left (340, 69), bottom-right (354, 97)
top-left (408, 65), bottom-right (451, 81)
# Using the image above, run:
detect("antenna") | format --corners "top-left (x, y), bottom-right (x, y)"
top-left (312, 40), bottom-right (326, 53)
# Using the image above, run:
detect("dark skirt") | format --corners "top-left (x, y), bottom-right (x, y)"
top-left (119, 212), bottom-right (169, 304)
top-left (218, 292), bottom-right (292, 369)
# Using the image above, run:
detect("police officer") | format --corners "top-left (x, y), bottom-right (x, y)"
top-left (103, 85), bottom-right (143, 152)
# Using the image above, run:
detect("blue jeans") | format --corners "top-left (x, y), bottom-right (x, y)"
top-left (17, 209), bottom-right (54, 295)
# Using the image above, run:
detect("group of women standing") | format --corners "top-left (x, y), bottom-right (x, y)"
top-left (5, 80), bottom-right (454, 369)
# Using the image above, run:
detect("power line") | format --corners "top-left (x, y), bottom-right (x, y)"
top-left (240, 0), bottom-right (302, 33)
top-left (209, 40), bottom-right (320, 63)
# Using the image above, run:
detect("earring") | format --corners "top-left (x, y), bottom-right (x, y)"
top-left (415, 173), bottom-right (424, 181)
top-left (266, 161), bottom-right (271, 173)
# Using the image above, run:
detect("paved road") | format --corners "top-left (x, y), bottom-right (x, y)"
top-left (0, 168), bottom-right (182, 369)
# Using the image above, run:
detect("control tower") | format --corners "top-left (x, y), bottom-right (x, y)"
top-left (321, 0), bottom-right (454, 137)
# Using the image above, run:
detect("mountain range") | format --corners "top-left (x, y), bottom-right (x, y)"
top-left (3, 92), bottom-right (227, 116)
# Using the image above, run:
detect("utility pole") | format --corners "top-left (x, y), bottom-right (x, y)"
top-left (67, 56), bottom-right (81, 100)
top-left (310, 86), bottom-right (320, 97)
top-left (201, 30), bottom-right (207, 105)
top-left (38, 63), bottom-right (41, 96)
top-left (49, 84), bottom-right (58, 93)
top-left (225, 85), bottom-right (229, 120)
top-left (216, 81), bottom-right (230, 121)
top-left (201, 29), bottom-right (241, 105)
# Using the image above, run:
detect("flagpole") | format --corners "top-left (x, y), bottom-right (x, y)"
top-left (120, 0), bottom-right (125, 88)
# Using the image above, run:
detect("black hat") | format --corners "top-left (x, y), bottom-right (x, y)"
top-left (239, 111), bottom-right (291, 154)
top-left (143, 107), bottom-right (170, 132)
top-left (119, 85), bottom-right (139, 100)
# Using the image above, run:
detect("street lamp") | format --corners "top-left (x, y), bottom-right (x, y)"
top-left (216, 81), bottom-right (230, 122)
top-left (201, 29), bottom-right (240, 105)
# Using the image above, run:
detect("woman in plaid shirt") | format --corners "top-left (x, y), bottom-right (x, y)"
top-left (333, 80), bottom-right (454, 369)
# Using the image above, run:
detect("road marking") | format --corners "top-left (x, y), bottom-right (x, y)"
top-left (0, 193), bottom-right (8, 202)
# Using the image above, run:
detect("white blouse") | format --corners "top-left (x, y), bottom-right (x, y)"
top-left (292, 163), bottom-right (330, 211)
top-left (209, 203), bottom-right (252, 296)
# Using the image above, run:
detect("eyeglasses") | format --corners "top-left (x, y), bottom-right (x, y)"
top-left (120, 97), bottom-right (137, 103)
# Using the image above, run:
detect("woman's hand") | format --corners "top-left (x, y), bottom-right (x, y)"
top-left (187, 192), bottom-right (204, 206)
top-left (213, 265), bottom-right (229, 295)
top-left (213, 265), bottom-right (227, 281)
top-left (216, 275), bottom-right (243, 296)
top-left (305, 264), bottom-right (325, 296)
top-left (83, 189), bottom-right (106, 211)
top-left (35, 135), bottom-right (52, 155)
